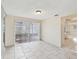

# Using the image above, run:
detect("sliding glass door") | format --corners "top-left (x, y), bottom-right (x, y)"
top-left (15, 21), bottom-right (40, 43)
top-left (29, 23), bottom-right (40, 42)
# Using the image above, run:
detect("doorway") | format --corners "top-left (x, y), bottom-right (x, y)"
top-left (61, 15), bottom-right (77, 51)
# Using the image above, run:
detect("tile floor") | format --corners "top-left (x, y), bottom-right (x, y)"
top-left (4, 41), bottom-right (76, 59)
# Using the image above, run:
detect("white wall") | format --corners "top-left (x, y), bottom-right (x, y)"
top-left (5, 16), bottom-right (15, 47)
top-left (41, 17), bottom-right (61, 47)
top-left (1, 6), bottom-right (7, 59)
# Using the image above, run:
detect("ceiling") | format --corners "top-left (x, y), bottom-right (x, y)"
top-left (2, 0), bottom-right (77, 19)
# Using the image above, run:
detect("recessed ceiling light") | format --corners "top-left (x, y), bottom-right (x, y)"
top-left (35, 10), bottom-right (42, 14)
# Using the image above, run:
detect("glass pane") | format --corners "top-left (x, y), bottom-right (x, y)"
top-left (30, 23), bottom-right (40, 41)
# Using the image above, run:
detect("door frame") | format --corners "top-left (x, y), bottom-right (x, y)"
top-left (61, 15), bottom-right (77, 47)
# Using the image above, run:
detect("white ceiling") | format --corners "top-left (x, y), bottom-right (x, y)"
top-left (2, 0), bottom-right (77, 19)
